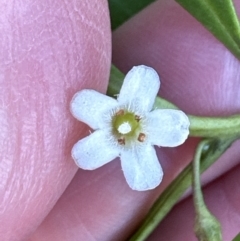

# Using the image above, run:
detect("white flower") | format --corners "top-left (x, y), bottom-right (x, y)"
top-left (70, 65), bottom-right (190, 191)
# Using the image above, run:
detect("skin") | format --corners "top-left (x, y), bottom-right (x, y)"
top-left (1, 0), bottom-right (240, 240)
top-left (0, 0), bottom-right (110, 240)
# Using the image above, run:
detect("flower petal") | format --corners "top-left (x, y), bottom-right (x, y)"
top-left (72, 130), bottom-right (119, 170)
top-left (118, 65), bottom-right (160, 112)
top-left (120, 145), bottom-right (163, 191)
top-left (70, 89), bottom-right (118, 129)
top-left (146, 109), bottom-right (190, 147)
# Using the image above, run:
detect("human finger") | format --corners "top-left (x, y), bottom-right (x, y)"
top-left (0, 0), bottom-right (111, 240)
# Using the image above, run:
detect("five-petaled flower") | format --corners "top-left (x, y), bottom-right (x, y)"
top-left (70, 65), bottom-right (190, 191)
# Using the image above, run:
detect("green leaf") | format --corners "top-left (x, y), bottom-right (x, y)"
top-left (233, 233), bottom-right (240, 241)
top-left (108, 0), bottom-right (240, 57)
top-left (175, 0), bottom-right (240, 59)
top-left (108, 0), bottom-right (155, 30)
top-left (208, 1), bottom-right (240, 45)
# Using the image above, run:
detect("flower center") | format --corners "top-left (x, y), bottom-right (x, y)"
top-left (112, 111), bottom-right (139, 136)
top-left (111, 109), bottom-right (145, 146)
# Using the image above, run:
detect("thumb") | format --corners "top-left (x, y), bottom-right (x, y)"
top-left (0, 0), bottom-right (111, 240)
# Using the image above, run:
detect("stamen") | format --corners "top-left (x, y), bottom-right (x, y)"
top-left (118, 137), bottom-right (125, 145)
top-left (115, 109), bottom-right (124, 116)
top-left (135, 115), bottom-right (141, 122)
top-left (138, 133), bottom-right (146, 142)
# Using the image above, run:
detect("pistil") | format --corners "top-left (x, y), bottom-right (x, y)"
top-left (112, 109), bottom-right (143, 145)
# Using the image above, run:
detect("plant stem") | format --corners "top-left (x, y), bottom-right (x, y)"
top-left (192, 141), bottom-right (222, 241)
top-left (128, 138), bottom-right (236, 241)
top-left (189, 115), bottom-right (240, 138)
